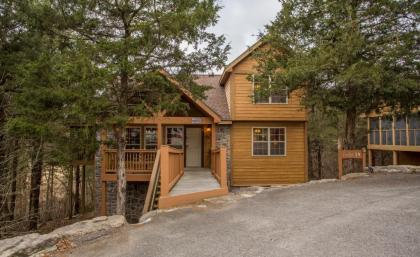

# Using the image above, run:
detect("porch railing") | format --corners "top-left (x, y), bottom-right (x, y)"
top-left (160, 145), bottom-right (184, 196)
top-left (211, 147), bottom-right (227, 189)
top-left (103, 149), bottom-right (157, 175)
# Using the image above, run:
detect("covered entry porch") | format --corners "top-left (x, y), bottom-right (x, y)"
top-left (99, 116), bottom-right (228, 215)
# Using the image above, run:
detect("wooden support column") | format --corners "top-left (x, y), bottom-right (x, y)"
top-left (405, 116), bottom-right (410, 146)
top-left (160, 145), bottom-right (169, 197)
top-left (157, 122), bottom-right (162, 148)
top-left (211, 123), bottom-right (216, 150)
top-left (368, 149), bottom-right (373, 166)
top-left (392, 151), bottom-right (398, 165)
top-left (392, 115), bottom-right (396, 146)
top-left (100, 181), bottom-right (107, 216)
top-left (379, 117), bottom-right (382, 145)
top-left (362, 148), bottom-right (366, 169)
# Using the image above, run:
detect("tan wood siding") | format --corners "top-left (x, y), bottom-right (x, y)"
top-left (230, 56), bottom-right (307, 121)
top-left (225, 79), bottom-right (231, 112)
top-left (231, 121), bottom-right (306, 185)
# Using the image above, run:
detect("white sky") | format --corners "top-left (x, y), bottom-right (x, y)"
top-left (209, 0), bottom-right (281, 65)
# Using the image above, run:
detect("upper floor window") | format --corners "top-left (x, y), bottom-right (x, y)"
top-left (252, 75), bottom-right (288, 104)
top-left (252, 127), bottom-right (286, 156)
top-left (369, 117), bottom-right (380, 144)
top-left (408, 114), bottom-right (420, 146)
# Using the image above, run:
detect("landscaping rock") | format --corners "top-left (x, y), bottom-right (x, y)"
top-left (0, 215), bottom-right (126, 257)
top-left (365, 165), bottom-right (420, 174)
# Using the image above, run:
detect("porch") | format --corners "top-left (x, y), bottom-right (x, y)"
top-left (99, 116), bottom-right (228, 215)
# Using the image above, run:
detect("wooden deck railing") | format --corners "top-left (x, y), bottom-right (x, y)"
top-left (160, 145), bottom-right (184, 196)
top-left (211, 147), bottom-right (227, 189)
top-left (103, 149), bottom-right (157, 175)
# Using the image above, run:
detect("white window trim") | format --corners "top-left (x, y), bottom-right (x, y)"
top-left (165, 126), bottom-right (184, 149)
top-left (144, 126), bottom-right (157, 150)
top-left (251, 127), bottom-right (287, 157)
top-left (252, 74), bottom-right (289, 105)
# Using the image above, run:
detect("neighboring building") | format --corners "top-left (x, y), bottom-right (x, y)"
top-left (95, 41), bottom-right (308, 220)
top-left (366, 109), bottom-right (420, 166)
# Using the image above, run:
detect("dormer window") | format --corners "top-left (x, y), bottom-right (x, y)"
top-left (252, 75), bottom-right (288, 104)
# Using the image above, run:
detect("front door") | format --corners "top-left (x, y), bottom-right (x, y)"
top-left (186, 127), bottom-right (202, 167)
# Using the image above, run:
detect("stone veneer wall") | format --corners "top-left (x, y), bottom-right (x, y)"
top-left (216, 125), bottom-right (231, 187)
top-left (95, 142), bottom-right (148, 222)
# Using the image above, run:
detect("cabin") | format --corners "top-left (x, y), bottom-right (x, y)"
top-left (366, 109), bottom-right (420, 166)
top-left (94, 40), bottom-right (308, 220)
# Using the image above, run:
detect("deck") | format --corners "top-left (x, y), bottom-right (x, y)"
top-left (170, 168), bottom-right (221, 196)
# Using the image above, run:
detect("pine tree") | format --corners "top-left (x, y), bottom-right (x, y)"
top-left (257, 0), bottom-right (419, 149)
top-left (56, 0), bottom-right (229, 215)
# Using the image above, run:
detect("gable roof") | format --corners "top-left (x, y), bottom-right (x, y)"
top-left (194, 75), bottom-right (230, 120)
top-left (219, 39), bottom-right (264, 86)
top-left (158, 70), bottom-right (222, 123)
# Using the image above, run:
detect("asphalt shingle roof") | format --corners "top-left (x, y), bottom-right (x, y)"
top-left (194, 75), bottom-right (230, 121)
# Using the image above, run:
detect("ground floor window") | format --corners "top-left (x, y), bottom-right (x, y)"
top-left (166, 126), bottom-right (184, 149)
top-left (252, 127), bottom-right (286, 156)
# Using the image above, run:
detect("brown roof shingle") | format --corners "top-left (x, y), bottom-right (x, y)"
top-left (194, 75), bottom-right (230, 120)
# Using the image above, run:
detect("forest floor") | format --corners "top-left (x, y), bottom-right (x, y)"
top-left (63, 173), bottom-right (420, 257)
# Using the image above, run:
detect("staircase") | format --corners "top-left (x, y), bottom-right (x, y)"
top-left (142, 150), bottom-right (161, 214)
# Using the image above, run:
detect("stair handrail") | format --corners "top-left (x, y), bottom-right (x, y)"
top-left (142, 150), bottom-right (161, 214)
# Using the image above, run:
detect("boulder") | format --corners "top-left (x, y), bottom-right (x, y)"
top-left (0, 215), bottom-right (126, 257)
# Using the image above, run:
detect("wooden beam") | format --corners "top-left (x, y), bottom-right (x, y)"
top-left (367, 144), bottom-right (420, 152)
top-left (102, 174), bottom-right (151, 181)
top-left (129, 116), bottom-right (213, 125)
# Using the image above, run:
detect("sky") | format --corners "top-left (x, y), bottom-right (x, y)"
top-left (209, 0), bottom-right (281, 65)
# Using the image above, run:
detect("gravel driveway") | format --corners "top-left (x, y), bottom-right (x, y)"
top-left (67, 173), bottom-right (420, 257)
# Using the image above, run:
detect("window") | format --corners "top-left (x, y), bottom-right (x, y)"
top-left (252, 128), bottom-right (286, 156)
top-left (126, 128), bottom-right (141, 149)
top-left (144, 127), bottom-right (157, 150)
top-left (252, 75), bottom-right (288, 104)
top-left (166, 126), bottom-right (184, 149)
top-left (381, 117), bottom-right (393, 145)
top-left (394, 117), bottom-right (407, 146)
top-left (369, 117), bottom-right (380, 144)
top-left (408, 114), bottom-right (420, 146)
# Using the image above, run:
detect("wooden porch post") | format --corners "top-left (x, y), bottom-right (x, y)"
top-left (220, 147), bottom-right (227, 189)
top-left (211, 123), bottom-right (216, 149)
top-left (160, 145), bottom-right (169, 197)
top-left (392, 151), bottom-right (398, 165)
top-left (368, 149), bottom-right (373, 166)
top-left (157, 121), bottom-right (162, 148)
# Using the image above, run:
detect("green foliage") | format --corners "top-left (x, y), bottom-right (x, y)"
top-left (256, 0), bottom-right (419, 146)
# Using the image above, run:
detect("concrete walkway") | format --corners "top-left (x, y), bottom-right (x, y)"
top-left (67, 173), bottom-right (420, 257)
top-left (170, 169), bottom-right (220, 196)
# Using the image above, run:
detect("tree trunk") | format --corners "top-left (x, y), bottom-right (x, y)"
top-left (28, 145), bottom-right (43, 231)
top-left (317, 142), bottom-right (322, 179)
top-left (68, 166), bottom-right (73, 219)
top-left (115, 127), bottom-right (126, 216)
top-left (81, 165), bottom-right (86, 213)
top-left (75, 165), bottom-right (80, 215)
top-left (8, 140), bottom-right (18, 220)
top-left (344, 109), bottom-right (357, 149)
top-left (0, 134), bottom-right (7, 220)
